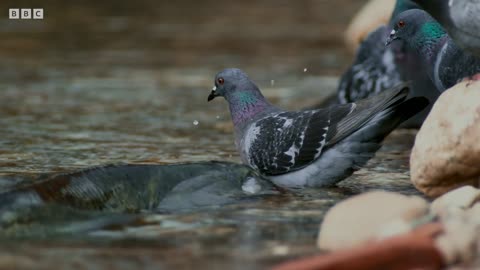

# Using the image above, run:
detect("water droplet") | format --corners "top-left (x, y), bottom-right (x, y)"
top-left (303, 68), bottom-right (308, 72)
top-left (242, 177), bottom-right (261, 194)
top-left (270, 80), bottom-right (275, 86)
top-left (193, 120), bottom-right (199, 126)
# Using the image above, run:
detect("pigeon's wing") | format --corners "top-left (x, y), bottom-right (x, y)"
top-left (245, 108), bottom-right (348, 175)
top-left (338, 26), bottom-right (403, 103)
top-left (245, 82), bottom-right (412, 176)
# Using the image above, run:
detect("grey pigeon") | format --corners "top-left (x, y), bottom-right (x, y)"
top-left (412, 0), bottom-right (480, 57)
top-left (387, 9), bottom-right (480, 92)
top-left (207, 68), bottom-right (429, 188)
top-left (337, 0), bottom-right (438, 128)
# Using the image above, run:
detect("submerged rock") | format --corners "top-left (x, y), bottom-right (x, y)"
top-left (0, 162), bottom-right (279, 213)
top-left (410, 80), bottom-right (480, 197)
top-left (0, 162), bottom-right (280, 236)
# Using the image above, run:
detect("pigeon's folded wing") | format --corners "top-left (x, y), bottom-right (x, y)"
top-left (245, 107), bottom-right (351, 175)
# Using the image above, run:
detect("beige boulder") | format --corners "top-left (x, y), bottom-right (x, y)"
top-left (431, 186), bottom-right (480, 216)
top-left (410, 80), bottom-right (480, 198)
top-left (344, 0), bottom-right (395, 52)
top-left (317, 191), bottom-right (428, 251)
top-left (434, 206), bottom-right (480, 265)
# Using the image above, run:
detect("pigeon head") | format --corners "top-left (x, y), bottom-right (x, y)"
top-left (208, 68), bottom-right (252, 102)
top-left (386, 9), bottom-right (447, 58)
top-left (208, 68), bottom-right (266, 106)
top-left (208, 68), bottom-right (272, 127)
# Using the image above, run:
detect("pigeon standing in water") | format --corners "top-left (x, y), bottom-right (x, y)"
top-left (387, 9), bottom-right (480, 92)
top-left (337, 0), bottom-right (438, 128)
top-left (207, 68), bottom-right (428, 188)
top-left (412, 0), bottom-right (480, 57)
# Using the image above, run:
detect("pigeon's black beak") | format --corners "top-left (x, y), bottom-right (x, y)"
top-left (385, 29), bottom-right (398, 46)
top-left (207, 86), bottom-right (218, 102)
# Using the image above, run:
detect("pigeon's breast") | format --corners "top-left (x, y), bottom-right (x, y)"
top-left (239, 122), bottom-right (262, 167)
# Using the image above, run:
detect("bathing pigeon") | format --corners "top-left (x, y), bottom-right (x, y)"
top-left (337, 0), bottom-right (438, 128)
top-left (387, 9), bottom-right (480, 92)
top-left (412, 0), bottom-right (480, 57)
top-left (207, 68), bottom-right (429, 188)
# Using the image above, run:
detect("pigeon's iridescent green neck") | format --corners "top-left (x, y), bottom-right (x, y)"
top-left (413, 22), bottom-right (447, 60)
top-left (227, 91), bottom-right (270, 128)
top-left (420, 22), bottom-right (446, 40)
top-left (234, 91), bottom-right (258, 105)
top-left (391, 0), bottom-right (421, 22)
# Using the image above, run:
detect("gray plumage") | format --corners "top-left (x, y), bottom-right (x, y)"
top-left (413, 0), bottom-right (480, 57)
top-left (208, 68), bottom-right (429, 188)
top-left (388, 9), bottom-right (480, 92)
top-left (335, 0), bottom-right (438, 128)
top-left (338, 26), bottom-right (403, 104)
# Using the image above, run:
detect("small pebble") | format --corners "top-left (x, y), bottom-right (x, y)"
top-left (193, 120), bottom-right (199, 126)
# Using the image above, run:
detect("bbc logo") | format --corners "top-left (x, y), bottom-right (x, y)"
top-left (9, 8), bottom-right (44, 19)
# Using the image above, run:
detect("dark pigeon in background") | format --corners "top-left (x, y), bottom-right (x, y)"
top-left (387, 9), bottom-right (480, 92)
top-left (412, 0), bottom-right (480, 57)
top-left (336, 0), bottom-right (439, 128)
top-left (207, 68), bottom-right (428, 188)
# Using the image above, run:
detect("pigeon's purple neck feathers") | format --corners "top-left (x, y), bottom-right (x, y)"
top-left (226, 88), bottom-right (271, 130)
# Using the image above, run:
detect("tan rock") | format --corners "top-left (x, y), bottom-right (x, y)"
top-left (431, 186), bottom-right (480, 216)
top-left (344, 0), bottom-right (396, 52)
top-left (410, 80), bottom-right (480, 198)
top-left (317, 191), bottom-right (428, 251)
top-left (435, 208), bottom-right (480, 265)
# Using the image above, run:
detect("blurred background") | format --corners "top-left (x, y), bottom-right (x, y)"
top-left (1, 0), bottom-right (364, 75)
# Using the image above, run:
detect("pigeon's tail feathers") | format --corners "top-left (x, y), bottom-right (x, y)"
top-left (373, 96), bottom-right (429, 139)
top-left (327, 81), bottom-right (412, 146)
top-left (347, 95), bottom-right (429, 144)
top-left (307, 95), bottom-right (429, 187)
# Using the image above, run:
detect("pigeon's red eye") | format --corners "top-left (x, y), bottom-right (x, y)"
top-left (217, 78), bottom-right (225, 85)
top-left (398, 20), bottom-right (406, 28)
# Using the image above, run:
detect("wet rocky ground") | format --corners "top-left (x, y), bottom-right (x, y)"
top-left (0, 0), bottom-right (423, 269)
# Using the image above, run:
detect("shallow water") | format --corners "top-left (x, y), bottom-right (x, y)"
top-left (0, 0), bottom-right (423, 269)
